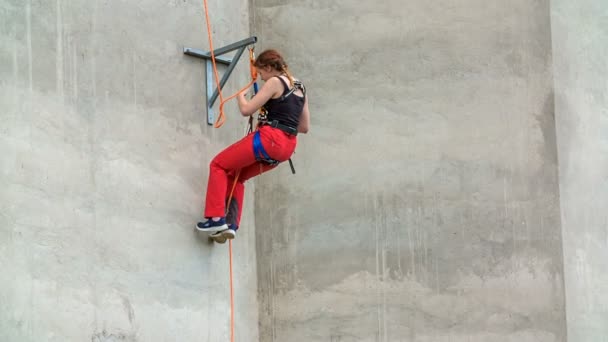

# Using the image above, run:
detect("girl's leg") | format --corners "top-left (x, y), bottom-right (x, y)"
top-left (206, 127), bottom-right (296, 230)
top-left (203, 133), bottom-right (258, 219)
top-left (227, 163), bottom-right (278, 228)
top-left (226, 128), bottom-right (297, 227)
top-left (224, 172), bottom-right (243, 227)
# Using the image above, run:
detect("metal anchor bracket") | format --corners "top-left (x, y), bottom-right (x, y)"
top-left (184, 36), bottom-right (258, 125)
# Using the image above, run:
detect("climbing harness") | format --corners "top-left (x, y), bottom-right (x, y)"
top-left (253, 77), bottom-right (306, 174)
top-left (260, 119), bottom-right (298, 136)
top-left (252, 120), bottom-right (297, 174)
top-left (278, 80), bottom-right (306, 102)
top-left (253, 131), bottom-right (279, 166)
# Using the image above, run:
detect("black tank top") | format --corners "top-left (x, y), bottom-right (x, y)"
top-left (263, 76), bottom-right (305, 128)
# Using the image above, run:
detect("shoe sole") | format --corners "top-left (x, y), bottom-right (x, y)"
top-left (221, 229), bottom-right (236, 240)
top-left (209, 229), bottom-right (236, 243)
top-left (210, 233), bottom-right (227, 244)
top-left (195, 223), bottom-right (228, 233)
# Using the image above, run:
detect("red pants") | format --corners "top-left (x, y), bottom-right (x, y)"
top-left (204, 125), bottom-right (297, 226)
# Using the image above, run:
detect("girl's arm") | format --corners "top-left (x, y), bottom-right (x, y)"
top-left (237, 77), bottom-right (282, 116)
top-left (297, 95), bottom-right (310, 134)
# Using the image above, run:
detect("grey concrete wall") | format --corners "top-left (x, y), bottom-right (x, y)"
top-left (252, 1), bottom-right (566, 341)
top-left (0, 0), bottom-right (258, 341)
top-left (551, 1), bottom-right (608, 341)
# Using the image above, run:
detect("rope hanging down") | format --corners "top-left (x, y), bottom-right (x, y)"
top-left (222, 48), bottom-right (258, 342)
top-left (202, 0), bottom-right (257, 128)
top-left (201, 1), bottom-right (260, 342)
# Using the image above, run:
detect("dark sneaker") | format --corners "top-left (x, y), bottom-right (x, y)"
top-left (210, 231), bottom-right (227, 244)
top-left (196, 218), bottom-right (228, 232)
top-left (209, 224), bottom-right (238, 241)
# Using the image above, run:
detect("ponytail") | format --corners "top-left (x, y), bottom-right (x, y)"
top-left (281, 65), bottom-right (295, 87)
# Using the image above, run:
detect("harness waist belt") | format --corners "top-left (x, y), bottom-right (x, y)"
top-left (264, 120), bottom-right (297, 136)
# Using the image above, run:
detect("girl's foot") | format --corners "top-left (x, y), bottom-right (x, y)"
top-left (210, 224), bottom-right (238, 241)
top-left (196, 217), bottom-right (228, 232)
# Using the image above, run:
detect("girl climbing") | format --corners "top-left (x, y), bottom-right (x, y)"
top-left (196, 49), bottom-right (310, 240)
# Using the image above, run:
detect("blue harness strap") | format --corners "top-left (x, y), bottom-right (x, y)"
top-left (253, 131), bottom-right (279, 165)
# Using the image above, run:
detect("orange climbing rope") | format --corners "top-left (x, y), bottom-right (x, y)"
top-left (202, 0), bottom-right (257, 128)
top-left (228, 239), bottom-right (235, 340)
top-left (226, 169), bottom-right (241, 342)
top-left (201, 1), bottom-right (259, 341)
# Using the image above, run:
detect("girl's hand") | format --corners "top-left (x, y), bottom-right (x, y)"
top-left (237, 91), bottom-right (248, 108)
